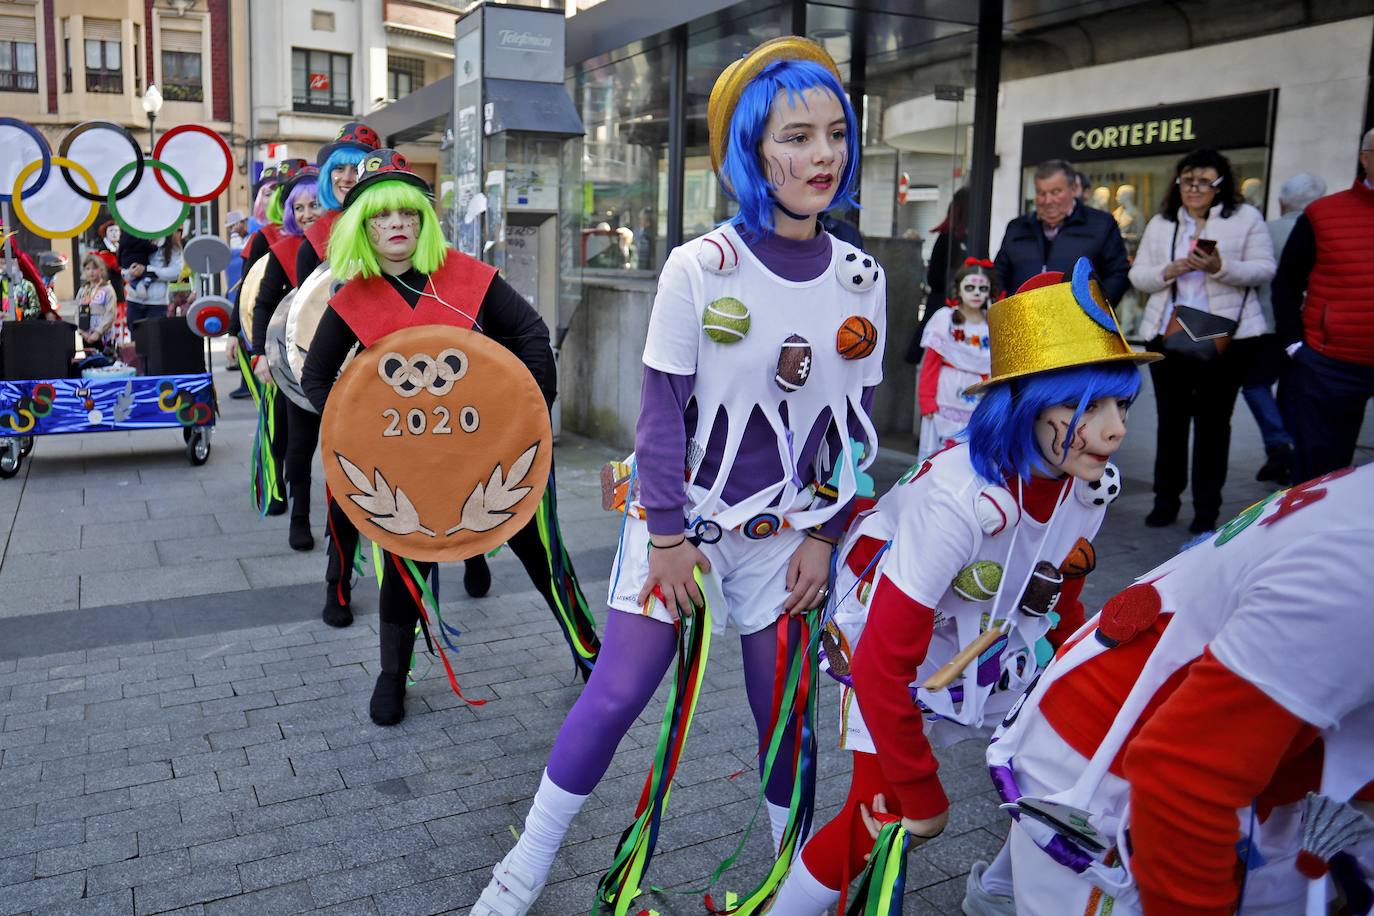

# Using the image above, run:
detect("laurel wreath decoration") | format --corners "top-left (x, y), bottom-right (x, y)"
top-left (335, 452), bottom-right (436, 537)
top-left (446, 443), bottom-right (539, 535)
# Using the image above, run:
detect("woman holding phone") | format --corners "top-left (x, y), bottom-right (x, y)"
top-left (1128, 149), bottom-right (1275, 534)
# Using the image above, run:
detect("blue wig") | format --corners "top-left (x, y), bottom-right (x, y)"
top-left (280, 178), bottom-right (319, 236)
top-left (316, 147), bottom-right (368, 211)
top-left (721, 59), bottom-right (860, 237)
top-left (966, 362), bottom-right (1142, 484)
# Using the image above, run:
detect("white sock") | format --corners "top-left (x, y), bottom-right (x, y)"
top-left (769, 857), bottom-right (839, 915)
top-left (980, 841), bottom-right (1015, 897)
top-left (506, 770), bottom-right (589, 882)
top-left (767, 801), bottom-right (791, 851)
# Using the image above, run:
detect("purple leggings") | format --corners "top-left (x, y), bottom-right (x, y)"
top-left (546, 609), bottom-right (801, 806)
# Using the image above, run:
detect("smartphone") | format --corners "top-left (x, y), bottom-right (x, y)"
top-left (1194, 239), bottom-right (1217, 255)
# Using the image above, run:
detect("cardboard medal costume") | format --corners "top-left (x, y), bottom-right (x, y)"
top-left (321, 324), bottom-right (552, 562)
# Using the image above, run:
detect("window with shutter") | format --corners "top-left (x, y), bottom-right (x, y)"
top-left (84, 19), bottom-right (123, 94)
top-left (161, 27), bottom-right (202, 101)
top-left (0, 13), bottom-right (38, 93)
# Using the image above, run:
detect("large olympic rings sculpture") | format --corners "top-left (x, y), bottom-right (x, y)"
top-left (0, 117), bottom-right (232, 240)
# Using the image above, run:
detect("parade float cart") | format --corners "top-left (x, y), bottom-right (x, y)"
top-left (0, 118), bottom-right (234, 477)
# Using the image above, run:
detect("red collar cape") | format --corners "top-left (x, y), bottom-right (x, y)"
top-left (329, 248), bottom-right (497, 348)
top-left (242, 223), bottom-right (284, 261)
top-left (304, 209), bottom-right (340, 259)
top-left (268, 233), bottom-right (307, 288)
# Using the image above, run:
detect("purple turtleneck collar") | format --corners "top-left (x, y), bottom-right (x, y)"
top-left (736, 225), bottom-right (832, 283)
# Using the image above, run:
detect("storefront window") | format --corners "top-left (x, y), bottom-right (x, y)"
top-left (569, 39), bottom-right (672, 274)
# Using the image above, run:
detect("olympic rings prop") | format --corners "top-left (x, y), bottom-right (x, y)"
top-left (153, 125), bottom-right (234, 203)
top-left (107, 159), bottom-right (190, 240)
top-left (0, 117), bottom-right (52, 204)
top-left (2, 117), bottom-right (233, 237)
top-left (59, 121), bottom-right (143, 202)
top-left (10, 156), bottom-right (100, 240)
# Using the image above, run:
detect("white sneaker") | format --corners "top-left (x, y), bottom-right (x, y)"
top-left (470, 849), bottom-right (546, 916)
top-left (961, 860), bottom-right (1015, 916)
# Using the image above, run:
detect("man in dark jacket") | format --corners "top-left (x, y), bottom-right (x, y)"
top-left (994, 159), bottom-right (1132, 304)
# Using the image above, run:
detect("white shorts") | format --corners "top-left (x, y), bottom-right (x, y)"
top-left (606, 512), bottom-right (804, 636)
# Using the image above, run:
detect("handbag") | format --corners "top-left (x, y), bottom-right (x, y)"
top-left (1162, 304), bottom-right (1238, 361)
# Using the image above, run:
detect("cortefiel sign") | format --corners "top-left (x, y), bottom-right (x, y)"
top-left (1020, 91), bottom-right (1276, 165)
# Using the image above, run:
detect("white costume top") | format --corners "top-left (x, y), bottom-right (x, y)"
top-left (830, 443), bottom-right (1113, 749)
top-left (988, 464), bottom-right (1374, 913)
top-left (921, 307), bottom-right (990, 431)
top-left (642, 224), bottom-right (885, 531)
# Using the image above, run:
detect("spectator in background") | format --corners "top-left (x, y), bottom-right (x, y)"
top-left (1273, 128), bottom-right (1374, 482)
top-left (1130, 149), bottom-right (1275, 533)
top-left (906, 187), bottom-right (968, 364)
top-left (224, 209), bottom-right (251, 398)
top-left (1074, 169), bottom-right (1092, 202)
top-left (1243, 173), bottom-right (1327, 484)
top-left (994, 159), bottom-right (1131, 305)
top-left (76, 254), bottom-right (117, 354)
top-left (119, 232), bottom-right (184, 325)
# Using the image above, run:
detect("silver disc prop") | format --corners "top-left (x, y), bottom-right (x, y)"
top-left (183, 235), bottom-right (231, 275)
top-left (286, 263), bottom-right (342, 379)
top-left (267, 291), bottom-right (314, 412)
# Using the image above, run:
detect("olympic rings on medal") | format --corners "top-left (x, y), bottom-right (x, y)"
top-left (377, 348), bottom-right (469, 398)
top-left (0, 117), bottom-right (52, 204)
top-left (107, 158), bottom-right (190, 240)
top-left (743, 512), bottom-right (782, 540)
top-left (153, 125), bottom-right (234, 203)
top-left (10, 156), bottom-right (100, 240)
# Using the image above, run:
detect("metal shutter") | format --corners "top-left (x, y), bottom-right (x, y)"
top-left (83, 18), bottom-right (121, 43)
top-left (0, 14), bottom-right (38, 43)
top-left (160, 28), bottom-right (200, 54)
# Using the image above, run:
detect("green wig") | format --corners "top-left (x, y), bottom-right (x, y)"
top-left (328, 181), bottom-right (447, 281)
top-left (265, 185), bottom-right (286, 225)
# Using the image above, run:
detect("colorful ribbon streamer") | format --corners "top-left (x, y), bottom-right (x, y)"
top-left (532, 472), bottom-right (601, 678)
top-left (596, 577), bottom-right (714, 915)
top-left (237, 342), bottom-right (282, 514)
top-left (845, 818), bottom-right (910, 916)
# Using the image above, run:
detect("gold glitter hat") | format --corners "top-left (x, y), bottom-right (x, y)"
top-left (707, 36), bottom-right (843, 178)
top-left (965, 258), bottom-right (1160, 394)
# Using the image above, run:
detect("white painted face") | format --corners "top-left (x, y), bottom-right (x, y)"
top-left (332, 163), bottom-right (359, 204)
top-left (367, 208), bottom-right (421, 265)
top-left (1034, 396), bottom-right (1130, 482)
top-left (758, 86), bottom-right (848, 223)
top-left (292, 192), bottom-right (322, 230)
top-left (958, 273), bottom-right (991, 310)
top-left (104, 224), bottom-right (121, 246)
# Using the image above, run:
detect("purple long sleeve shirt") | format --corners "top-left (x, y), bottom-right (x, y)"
top-left (636, 226), bottom-right (876, 538)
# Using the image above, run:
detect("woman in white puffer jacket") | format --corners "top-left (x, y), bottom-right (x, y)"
top-left (1128, 148), bottom-right (1275, 534)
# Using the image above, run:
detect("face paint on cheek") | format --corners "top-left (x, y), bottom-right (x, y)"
top-left (786, 155), bottom-right (804, 181)
top-left (765, 155), bottom-right (786, 189)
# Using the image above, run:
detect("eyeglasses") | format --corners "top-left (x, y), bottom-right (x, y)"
top-left (1176, 176), bottom-right (1224, 191)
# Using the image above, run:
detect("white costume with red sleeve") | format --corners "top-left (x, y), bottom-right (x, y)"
top-left (986, 464), bottom-right (1374, 916)
top-left (827, 443), bottom-right (1110, 751)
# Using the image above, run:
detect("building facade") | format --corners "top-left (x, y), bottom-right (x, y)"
top-left (245, 0), bottom-right (460, 189)
top-left (1, 0), bottom-right (249, 298)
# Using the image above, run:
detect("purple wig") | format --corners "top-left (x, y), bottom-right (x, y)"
top-left (281, 178), bottom-right (319, 236)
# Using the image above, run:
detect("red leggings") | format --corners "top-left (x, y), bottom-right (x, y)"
top-left (800, 751), bottom-right (900, 892)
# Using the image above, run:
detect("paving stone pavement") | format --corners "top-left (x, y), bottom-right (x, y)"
top-left (1, 345), bottom-right (1371, 915)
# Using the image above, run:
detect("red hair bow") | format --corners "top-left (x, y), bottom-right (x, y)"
top-left (962, 257), bottom-right (994, 269)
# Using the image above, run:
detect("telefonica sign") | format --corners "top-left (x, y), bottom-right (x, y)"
top-left (498, 30), bottom-right (553, 51)
top-left (1020, 91), bottom-right (1276, 165)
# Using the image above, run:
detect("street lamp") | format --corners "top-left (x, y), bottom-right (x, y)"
top-left (142, 85), bottom-right (164, 153)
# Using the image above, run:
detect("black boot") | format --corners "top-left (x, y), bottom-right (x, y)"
top-left (321, 578), bottom-right (352, 628)
top-left (289, 483), bottom-right (314, 551)
top-left (1255, 444), bottom-right (1293, 485)
top-left (464, 555), bottom-right (492, 598)
top-left (1144, 498), bottom-right (1179, 527)
top-left (370, 622), bottom-right (415, 726)
top-left (1189, 513), bottom-right (1219, 535)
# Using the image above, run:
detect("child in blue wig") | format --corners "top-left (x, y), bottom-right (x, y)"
top-left (772, 258), bottom-right (1159, 914)
top-left (475, 37), bottom-right (886, 916)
